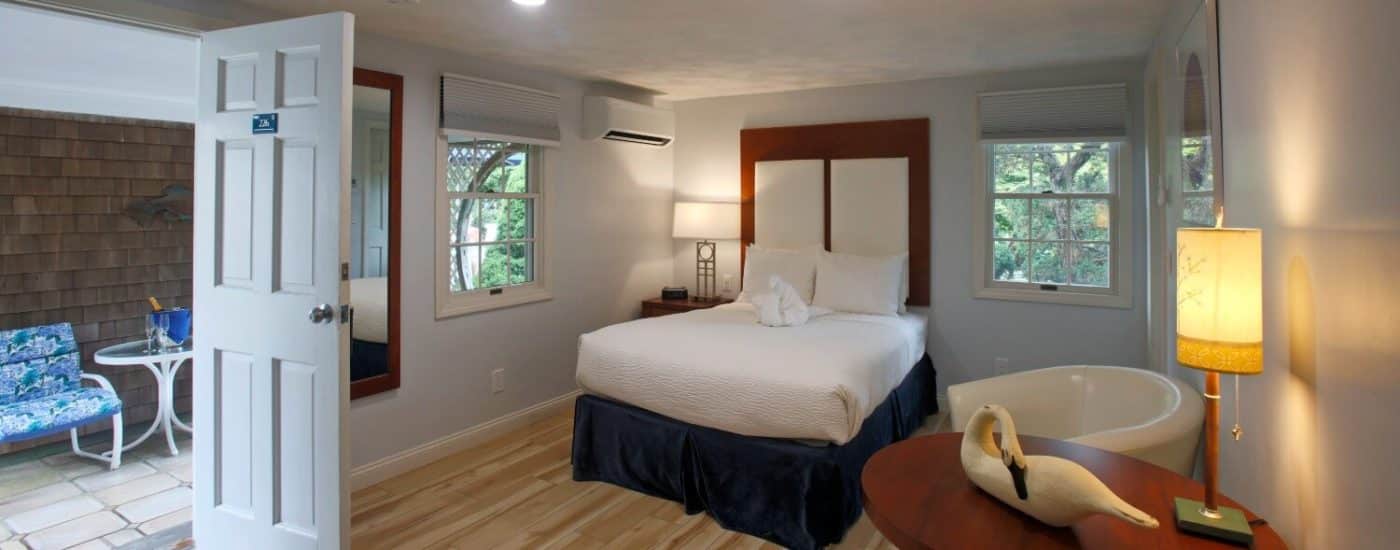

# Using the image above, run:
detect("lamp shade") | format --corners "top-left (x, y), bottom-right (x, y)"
top-left (673, 202), bottom-right (739, 240)
top-left (1176, 227), bottom-right (1263, 374)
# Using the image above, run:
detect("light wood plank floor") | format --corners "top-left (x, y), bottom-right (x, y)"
top-left (351, 406), bottom-right (948, 549)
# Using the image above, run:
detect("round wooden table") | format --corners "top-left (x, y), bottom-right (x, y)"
top-left (861, 433), bottom-right (1286, 549)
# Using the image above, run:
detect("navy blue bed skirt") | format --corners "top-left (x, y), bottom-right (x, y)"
top-left (350, 338), bottom-right (389, 381)
top-left (571, 354), bottom-right (937, 549)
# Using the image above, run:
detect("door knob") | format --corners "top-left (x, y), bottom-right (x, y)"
top-left (308, 304), bottom-right (335, 324)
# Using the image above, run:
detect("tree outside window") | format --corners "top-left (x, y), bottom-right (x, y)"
top-left (989, 142), bottom-right (1117, 289)
top-left (445, 139), bottom-right (538, 293)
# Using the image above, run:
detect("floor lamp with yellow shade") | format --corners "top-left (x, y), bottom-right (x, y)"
top-left (1174, 224), bottom-right (1262, 545)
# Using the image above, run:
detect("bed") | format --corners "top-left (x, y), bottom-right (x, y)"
top-left (578, 303), bottom-right (927, 444)
top-left (572, 119), bottom-right (933, 549)
top-left (349, 277), bottom-right (389, 381)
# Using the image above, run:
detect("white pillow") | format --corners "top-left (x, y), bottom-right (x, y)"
top-left (739, 244), bottom-right (820, 304)
top-left (812, 251), bottom-right (906, 316)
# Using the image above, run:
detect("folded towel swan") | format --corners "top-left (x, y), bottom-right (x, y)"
top-left (750, 275), bottom-right (810, 327)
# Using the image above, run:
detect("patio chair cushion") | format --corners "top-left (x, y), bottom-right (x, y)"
top-left (0, 387), bottom-right (123, 442)
top-left (0, 324), bottom-right (82, 406)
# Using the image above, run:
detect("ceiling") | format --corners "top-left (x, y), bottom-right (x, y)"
top-left (242, 0), bottom-right (1173, 100)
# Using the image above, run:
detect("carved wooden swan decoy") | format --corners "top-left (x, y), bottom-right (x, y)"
top-left (960, 404), bottom-right (1160, 529)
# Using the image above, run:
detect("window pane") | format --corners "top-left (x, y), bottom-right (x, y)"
top-left (1183, 194), bottom-right (1215, 227)
top-left (476, 141), bottom-right (526, 193)
top-left (1031, 199), bottom-right (1070, 240)
top-left (1030, 153), bottom-right (1057, 192)
top-left (1182, 137), bottom-right (1213, 192)
top-left (1030, 242), bottom-right (1068, 284)
top-left (479, 244), bottom-right (510, 288)
top-left (993, 199), bottom-right (1029, 239)
top-left (1072, 243), bottom-right (1110, 287)
top-left (1071, 149), bottom-right (1110, 192)
top-left (503, 199), bottom-right (533, 240)
top-left (993, 154), bottom-right (1034, 193)
top-left (509, 242), bottom-right (533, 285)
top-left (449, 245), bottom-right (479, 292)
top-left (1071, 199), bottom-right (1110, 241)
top-left (993, 240), bottom-right (1028, 282)
top-left (445, 145), bottom-right (474, 192)
top-left (448, 198), bottom-right (480, 244)
top-left (504, 151), bottom-right (529, 193)
top-left (479, 198), bottom-right (506, 242)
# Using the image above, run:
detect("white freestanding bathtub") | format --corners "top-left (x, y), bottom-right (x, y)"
top-left (948, 365), bottom-right (1203, 476)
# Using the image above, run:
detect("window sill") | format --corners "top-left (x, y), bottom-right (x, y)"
top-left (435, 287), bottom-right (552, 319)
top-left (974, 285), bottom-right (1131, 309)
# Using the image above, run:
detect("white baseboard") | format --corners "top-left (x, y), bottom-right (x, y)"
top-left (349, 390), bottom-right (581, 491)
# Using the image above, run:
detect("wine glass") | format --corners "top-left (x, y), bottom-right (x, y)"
top-left (157, 313), bottom-right (172, 352)
top-left (145, 314), bottom-right (157, 354)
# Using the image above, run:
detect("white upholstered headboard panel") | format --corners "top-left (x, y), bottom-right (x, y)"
top-left (739, 119), bottom-right (930, 305)
top-left (829, 158), bottom-right (909, 257)
top-left (754, 160), bottom-right (825, 249)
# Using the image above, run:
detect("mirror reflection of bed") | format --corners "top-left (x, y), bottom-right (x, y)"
top-left (348, 69), bottom-right (402, 397)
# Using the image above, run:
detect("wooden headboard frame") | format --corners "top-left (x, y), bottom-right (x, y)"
top-left (740, 118), bottom-right (931, 305)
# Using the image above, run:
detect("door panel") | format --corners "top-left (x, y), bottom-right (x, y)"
top-left (214, 349), bottom-right (254, 514)
top-left (275, 358), bottom-right (318, 533)
top-left (276, 139), bottom-right (318, 293)
top-left (195, 12), bottom-right (352, 550)
top-left (216, 141), bottom-right (255, 288)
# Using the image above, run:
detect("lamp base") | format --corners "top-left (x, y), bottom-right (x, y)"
top-left (1173, 497), bottom-right (1253, 546)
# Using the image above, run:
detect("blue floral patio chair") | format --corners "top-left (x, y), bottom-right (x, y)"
top-left (0, 323), bottom-right (124, 469)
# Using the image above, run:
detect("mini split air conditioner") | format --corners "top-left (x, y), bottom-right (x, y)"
top-left (582, 96), bottom-right (675, 147)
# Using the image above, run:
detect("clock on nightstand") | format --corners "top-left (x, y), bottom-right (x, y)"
top-left (641, 296), bottom-right (733, 318)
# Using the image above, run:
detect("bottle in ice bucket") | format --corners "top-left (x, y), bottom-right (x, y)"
top-left (147, 297), bottom-right (191, 351)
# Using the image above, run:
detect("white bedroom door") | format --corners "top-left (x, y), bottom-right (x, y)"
top-left (361, 121), bottom-right (390, 276)
top-left (193, 12), bottom-right (354, 550)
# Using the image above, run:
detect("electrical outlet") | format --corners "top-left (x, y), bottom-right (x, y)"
top-left (491, 369), bottom-right (505, 394)
top-left (994, 357), bottom-right (1009, 376)
top-left (722, 273), bottom-right (735, 292)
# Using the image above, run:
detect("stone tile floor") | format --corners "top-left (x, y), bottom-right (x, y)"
top-left (0, 437), bottom-right (192, 550)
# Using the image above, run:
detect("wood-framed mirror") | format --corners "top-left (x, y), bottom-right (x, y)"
top-left (1175, 0), bottom-right (1225, 226)
top-left (349, 68), bottom-right (402, 399)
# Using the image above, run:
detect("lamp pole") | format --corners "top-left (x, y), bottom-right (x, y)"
top-left (1201, 370), bottom-right (1221, 518)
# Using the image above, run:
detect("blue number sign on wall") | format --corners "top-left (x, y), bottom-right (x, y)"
top-left (252, 113), bottom-right (278, 135)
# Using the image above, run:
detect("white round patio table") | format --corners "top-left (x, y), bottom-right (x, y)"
top-left (93, 340), bottom-right (193, 456)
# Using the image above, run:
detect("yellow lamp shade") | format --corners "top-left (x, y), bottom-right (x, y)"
top-left (673, 202), bottom-right (739, 240)
top-left (1176, 227), bottom-right (1263, 374)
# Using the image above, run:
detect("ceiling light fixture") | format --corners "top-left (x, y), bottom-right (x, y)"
top-left (512, 0), bottom-right (546, 6)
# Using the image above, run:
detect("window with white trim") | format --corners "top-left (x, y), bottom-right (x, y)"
top-left (989, 141), bottom-right (1120, 287)
top-left (435, 134), bottom-right (549, 317)
top-left (973, 84), bottom-right (1133, 308)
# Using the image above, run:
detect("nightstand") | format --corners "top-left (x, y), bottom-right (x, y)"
top-left (641, 297), bottom-right (733, 318)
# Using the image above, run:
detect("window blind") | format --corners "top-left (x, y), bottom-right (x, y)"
top-left (440, 73), bottom-right (561, 145)
top-left (978, 84), bottom-right (1128, 141)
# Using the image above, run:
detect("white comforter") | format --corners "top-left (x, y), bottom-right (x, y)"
top-left (349, 277), bottom-right (388, 344)
top-left (576, 303), bottom-right (927, 444)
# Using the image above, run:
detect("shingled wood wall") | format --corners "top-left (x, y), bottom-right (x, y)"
top-left (0, 107), bottom-right (194, 454)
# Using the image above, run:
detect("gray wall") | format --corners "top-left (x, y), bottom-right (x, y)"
top-left (670, 60), bottom-right (1150, 390)
top-left (1161, 0), bottom-right (1400, 547)
top-left (348, 32), bottom-right (675, 468)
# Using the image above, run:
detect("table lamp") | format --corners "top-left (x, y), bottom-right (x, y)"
top-left (1174, 223), bottom-right (1262, 545)
top-left (673, 201), bottom-right (739, 301)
